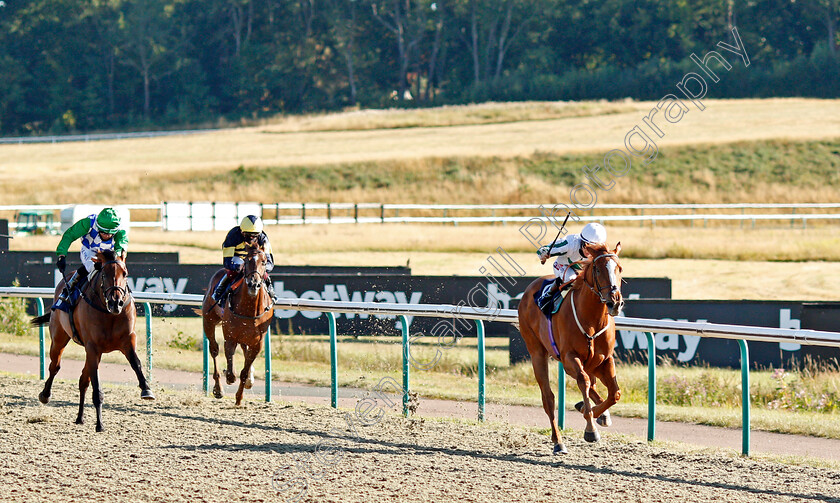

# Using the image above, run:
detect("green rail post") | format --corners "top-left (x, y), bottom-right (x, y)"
top-left (327, 312), bottom-right (338, 408)
top-left (202, 333), bottom-right (210, 396)
top-left (265, 324), bottom-right (272, 402)
top-left (646, 332), bottom-right (656, 442)
top-left (399, 315), bottom-right (410, 417)
top-left (143, 302), bottom-right (153, 383)
top-left (739, 339), bottom-right (751, 456)
top-left (36, 298), bottom-right (45, 380)
top-left (558, 361), bottom-right (566, 430)
top-left (476, 319), bottom-right (486, 422)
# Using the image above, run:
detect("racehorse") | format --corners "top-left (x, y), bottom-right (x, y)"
top-left (200, 245), bottom-right (274, 406)
top-left (31, 250), bottom-right (154, 432)
top-left (517, 242), bottom-right (624, 454)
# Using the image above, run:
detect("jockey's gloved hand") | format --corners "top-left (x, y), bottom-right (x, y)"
top-left (537, 246), bottom-right (550, 263)
top-left (57, 255), bottom-right (66, 274)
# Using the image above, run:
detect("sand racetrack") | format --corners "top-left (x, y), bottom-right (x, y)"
top-left (1, 374), bottom-right (839, 503)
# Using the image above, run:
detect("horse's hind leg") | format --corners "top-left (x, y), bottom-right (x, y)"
top-left (40, 322), bottom-right (71, 404)
top-left (203, 319), bottom-right (224, 399)
top-left (590, 356), bottom-right (620, 426)
top-left (565, 353), bottom-right (599, 443)
top-left (76, 364), bottom-right (90, 425)
top-left (121, 340), bottom-right (155, 400)
top-left (528, 348), bottom-right (566, 455)
top-left (235, 344), bottom-right (260, 406)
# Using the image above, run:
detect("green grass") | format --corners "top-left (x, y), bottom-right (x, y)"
top-left (7, 315), bottom-right (840, 439)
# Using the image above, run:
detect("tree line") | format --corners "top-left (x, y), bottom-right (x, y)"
top-left (0, 0), bottom-right (838, 135)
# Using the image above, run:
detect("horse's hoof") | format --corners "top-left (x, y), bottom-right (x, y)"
top-left (38, 392), bottom-right (49, 405)
top-left (575, 401), bottom-right (584, 412)
top-left (224, 369), bottom-right (236, 385)
top-left (584, 430), bottom-right (600, 443)
top-left (75, 418), bottom-right (84, 425)
top-left (213, 388), bottom-right (223, 399)
top-left (596, 411), bottom-right (612, 427)
top-left (96, 424), bottom-right (104, 433)
top-left (553, 443), bottom-right (568, 455)
top-left (140, 389), bottom-right (155, 401)
top-left (244, 379), bottom-right (253, 390)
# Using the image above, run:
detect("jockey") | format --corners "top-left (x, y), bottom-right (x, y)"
top-left (54, 208), bottom-right (127, 307)
top-left (535, 222), bottom-right (607, 312)
top-left (211, 215), bottom-right (276, 303)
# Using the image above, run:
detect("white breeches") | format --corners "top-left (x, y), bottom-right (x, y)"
top-left (552, 261), bottom-right (579, 283)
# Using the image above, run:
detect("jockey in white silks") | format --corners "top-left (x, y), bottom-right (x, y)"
top-left (535, 222), bottom-right (608, 312)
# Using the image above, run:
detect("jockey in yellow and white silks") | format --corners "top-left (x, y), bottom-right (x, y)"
top-left (211, 215), bottom-right (276, 303)
top-left (536, 222), bottom-right (607, 311)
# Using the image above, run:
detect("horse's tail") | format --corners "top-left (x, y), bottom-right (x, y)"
top-left (30, 313), bottom-right (51, 326)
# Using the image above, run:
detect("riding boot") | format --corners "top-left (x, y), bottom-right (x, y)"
top-left (58, 270), bottom-right (85, 304)
top-left (537, 278), bottom-right (560, 312)
top-left (263, 275), bottom-right (276, 301)
top-left (212, 274), bottom-right (233, 304)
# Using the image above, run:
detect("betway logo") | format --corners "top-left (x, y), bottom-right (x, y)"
top-left (616, 318), bottom-right (703, 362)
top-left (127, 276), bottom-right (188, 313)
top-left (273, 281), bottom-right (423, 325)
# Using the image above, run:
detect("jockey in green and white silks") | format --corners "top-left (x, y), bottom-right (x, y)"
top-left (535, 222), bottom-right (607, 312)
top-left (53, 208), bottom-right (127, 308)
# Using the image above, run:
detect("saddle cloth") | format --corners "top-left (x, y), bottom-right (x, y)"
top-left (534, 279), bottom-right (566, 318)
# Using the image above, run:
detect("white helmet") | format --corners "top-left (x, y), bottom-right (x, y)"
top-left (580, 222), bottom-right (607, 245)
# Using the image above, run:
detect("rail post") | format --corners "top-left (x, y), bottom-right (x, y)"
top-left (399, 315), bottom-right (410, 417)
top-left (265, 324), bottom-right (272, 402)
top-left (739, 339), bottom-right (751, 456)
top-left (328, 312), bottom-right (338, 408)
top-left (558, 361), bottom-right (565, 430)
top-left (476, 319), bottom-right (486, 422)
top-left (202, 334), bottom-right (210, 396)
top-left (143, 302), bottom-right (153, 382)
top-left (36, 298), bottom-right (45, 380)
top-left (646, 331), bottom-right (656, 442)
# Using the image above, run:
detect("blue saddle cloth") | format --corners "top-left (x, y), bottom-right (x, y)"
top-left (534, 279), bottom-right (566, 319)
top-left (51, 283), bottom-right (84, 313)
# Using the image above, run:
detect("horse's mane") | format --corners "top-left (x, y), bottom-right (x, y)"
top-left (99, 249), bottom-right (117, 262)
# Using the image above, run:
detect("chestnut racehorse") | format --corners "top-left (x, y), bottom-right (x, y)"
top-left (31, 250), bottom-right (154, 432)
top-left (517, 242), bottom-right (624, 454)
top-left (200, 245), bottom-right (273, 405)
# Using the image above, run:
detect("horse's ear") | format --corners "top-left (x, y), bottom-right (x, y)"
top-left (614, 241), bottom-right (622, 256)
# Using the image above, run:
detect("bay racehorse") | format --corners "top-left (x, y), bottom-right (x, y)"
top-left (517, 242), bottom-right (624, 454)
top-left (200, 245), bottom-right (274, 405)
top-left (31, 249), bottom-right (154, 432)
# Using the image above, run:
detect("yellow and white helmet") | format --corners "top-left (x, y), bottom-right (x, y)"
top-left (580, 222), bottom-right (607, 245)
top-left (240, 215), bottom-right (264, 235)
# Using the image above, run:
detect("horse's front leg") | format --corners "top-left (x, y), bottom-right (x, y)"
top-left (121, 339), bottom-right (155, 400)
top-left (575, 382), bottom-right (611, 427)
top-left (75, 364), bottom-right (91, 425)
top-left (223, 339), bottom-right (237, 385)
top-left (590, 356), bottom-right (620, 425)
top-left (565, 353), bottom-right (599, 443)
top-left (83, 348), bottom-right (105, 432)
top-left (235, 344), bottom-right (261, 406)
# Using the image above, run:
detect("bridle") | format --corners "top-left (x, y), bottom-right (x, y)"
top-left (567, 252), bottom-right (622, 343)
top-left (585, 253), bottom-right (621, 304)
top-left (227, 249), bottom-right (274, 319)
top-left (86, 259), bottom-right (131, 314)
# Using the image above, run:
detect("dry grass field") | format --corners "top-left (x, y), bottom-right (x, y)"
top-left (1, 98), bottom-right (840, 205)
